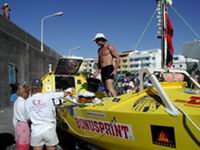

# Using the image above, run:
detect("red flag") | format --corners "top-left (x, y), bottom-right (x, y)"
top-left (165, 13), bottom-right (174, 67)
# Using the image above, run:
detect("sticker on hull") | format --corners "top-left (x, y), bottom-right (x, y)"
top-left (75, 117), bottom-right (134, 140)
top-left (133, 96), bottom-right (160, 112)
top-left (185, 96), bottom-right (200, 108)
top-left (151, 125), bottom-right (176, 148)
top-left (174, 96), bottom-right (200, 108)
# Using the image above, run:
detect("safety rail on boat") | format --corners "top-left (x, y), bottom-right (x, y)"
top-left (138, 68), bottom-right (200, 117)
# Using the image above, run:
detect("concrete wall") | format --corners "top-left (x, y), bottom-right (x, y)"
top-left (0, 16), bottom-right (60, 107)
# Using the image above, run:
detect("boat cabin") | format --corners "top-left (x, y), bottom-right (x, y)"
top-left (42, 56), bottom-right (102, 99)
top-left (42, 56), bottom-right (87, 93)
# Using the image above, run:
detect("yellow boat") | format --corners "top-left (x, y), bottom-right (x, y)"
top-left (41, 1), bottom-right (200, 149)
top-left (42, 56), bottom-right (200, 150)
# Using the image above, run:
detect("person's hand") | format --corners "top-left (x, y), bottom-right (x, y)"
top-left (64, 88), bottom-right (73, 97)
top-left (111, 69), bottom-right (117, 76)
top-left (93, 73), bottom-right (97, 79)
top-left (94, 70), bottom-right (99, 78)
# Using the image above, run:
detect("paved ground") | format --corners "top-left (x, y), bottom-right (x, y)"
top-left (0, 106), bottom-right (100, 150)
top-left (0, 106), bottom-right (75, 150)
top-left (0, 106), bottom-right (15, 150)
top-left (0, 106), bottom-right (14, 134)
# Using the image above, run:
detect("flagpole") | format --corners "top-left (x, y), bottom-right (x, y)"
top-left (162, 0), bottom-right (167, 68)
top-left (157, 0), bottom-right (173, 69)
top-left (156, 0), bottom-right (166, 68)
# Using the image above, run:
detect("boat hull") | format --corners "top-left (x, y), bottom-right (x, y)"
top-left (57, 87), bottom-right (200, 150)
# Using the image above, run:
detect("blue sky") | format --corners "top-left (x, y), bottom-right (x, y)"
top-left (3, 0), bottom-right (200, 58)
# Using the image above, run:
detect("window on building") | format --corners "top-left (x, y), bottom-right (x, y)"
top-left (122, 59), bottom-right (127, 63)
top-left (8, 64), bottom-right (17, 85)
top-left (130, 65), bottom-right (139, 68)
top-left (134, 65), bottom-right (139, 67)
top-left (129, 58), bottom-right (134, 62)
top-left (173, 57), bottom-right (178, 61)
top-left (123, 65), bottom-right (128, 68)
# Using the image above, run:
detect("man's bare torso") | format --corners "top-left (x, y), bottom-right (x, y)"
top-left (98, 44), bottom-right (113, 68)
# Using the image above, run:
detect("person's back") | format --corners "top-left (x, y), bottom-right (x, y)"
top-left (13, 84), bottom-right (30, 150)
top-left (26, 92), bottom-right (62, 137)
top-left (25, 79), bottom-right (65, 150)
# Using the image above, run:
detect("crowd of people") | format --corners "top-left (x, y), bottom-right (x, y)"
top-left (187, 63), bottom-right (200, 88)
top-left (115, 73), bottom-right (140, 94)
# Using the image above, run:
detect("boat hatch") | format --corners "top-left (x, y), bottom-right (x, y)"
top-left (55, 57), bottom-right (83, 75)
top-left (55, 76), bottom-right (75, 90)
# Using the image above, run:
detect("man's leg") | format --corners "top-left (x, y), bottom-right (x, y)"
top-left (44, 127), bottom-right (58, 150)
top-left (33, 146), bottom-right (43, 150)
top-left (105, 79), bottom-right (117, 97)
top-left (46, 145), bottom-right (56, 150)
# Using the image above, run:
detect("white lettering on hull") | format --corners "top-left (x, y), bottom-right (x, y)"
top-left (75, 117), bottom-right (134, 140)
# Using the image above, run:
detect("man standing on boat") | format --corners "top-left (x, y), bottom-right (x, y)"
top-left (93, 33), bottom-right (120, 97)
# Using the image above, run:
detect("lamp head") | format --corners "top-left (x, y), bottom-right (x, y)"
top-left (54, 11), bottom-right (64, 16)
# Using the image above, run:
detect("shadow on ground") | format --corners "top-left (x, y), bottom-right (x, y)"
top-left (0, 133), bottom-right (15, 150)
top-left (57, 128), bottom-right (103, 150)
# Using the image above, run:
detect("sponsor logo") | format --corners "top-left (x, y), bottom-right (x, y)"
top-left (187, 96), bottom-right (200, 104)
top-left (185, 96), bottom-right (200, 108)
top-left (174, 97), bottom-right (200, 108)
top-left (33, 99), bottom-right (41, 105)
top-left (151, 125), bottom-right (176, 148)
top-left (133, 96), bottom-right (160, 112)
top-left (75, 117), bottom-right (134, 140)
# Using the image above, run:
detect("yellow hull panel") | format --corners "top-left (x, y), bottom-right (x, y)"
top-left (57, 83), bottom-right (200, 150)
top-left (41, 71), bottom-right (200, 150)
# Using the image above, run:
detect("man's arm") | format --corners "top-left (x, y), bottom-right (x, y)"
top-left (94, 50), bottom-right (101, 78)
top-left (108, 45), bottom-right (120, 75)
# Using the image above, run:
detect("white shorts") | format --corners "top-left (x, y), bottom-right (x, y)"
top-left (31, 127), bottom-right (59, 147)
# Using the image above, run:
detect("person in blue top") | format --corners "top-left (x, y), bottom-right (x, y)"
top-left (10, 83), bottom-right (19, 103)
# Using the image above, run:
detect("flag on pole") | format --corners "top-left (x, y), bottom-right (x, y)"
top-left (165, 12), bottom-right (174, 67)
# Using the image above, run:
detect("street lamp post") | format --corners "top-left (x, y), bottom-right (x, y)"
top-left (41, 11), bottom-right (64, 52)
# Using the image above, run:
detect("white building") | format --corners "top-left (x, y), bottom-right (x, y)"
top-left (172, 55), bottom-right (199, 70)
top-left (129, 49), bottom-right (162, 72)
top-left (118, 49), bottom-right (162, 73)
top-left (80, 58), bottom-right (97, 74)
top-left (118, 49), bottom-right (198, 73)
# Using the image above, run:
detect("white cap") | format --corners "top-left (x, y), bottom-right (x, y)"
top-left (3, 3), bottom-right (9, 7)
top-left (93, 33), bottom-right (108, 41)
top-left (65, 88), bottom-right (73, 93)
top-left (3, 3), bottom-right (8, 6)
top-left (78, 91), bottom-right (95, 97)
